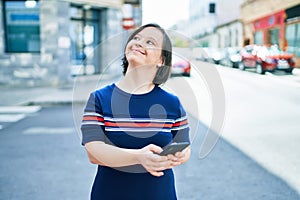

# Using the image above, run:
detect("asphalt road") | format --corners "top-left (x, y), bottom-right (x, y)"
top-left (1, 105), bottom-right (300, 199)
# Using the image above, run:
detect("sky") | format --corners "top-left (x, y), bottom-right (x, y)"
top-left (142, 0), bottom-right (189, 29)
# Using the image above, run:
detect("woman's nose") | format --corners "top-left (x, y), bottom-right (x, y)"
top-left (134, 42), bottom-right (142, 48)
top-left (133, 39), bottom-right (144, 47)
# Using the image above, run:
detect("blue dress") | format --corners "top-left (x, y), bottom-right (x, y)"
top-left (81, 84), bottom-right (190, 200)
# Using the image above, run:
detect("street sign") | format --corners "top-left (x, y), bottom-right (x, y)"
top-left (122, 17), bottom-right (134, 30)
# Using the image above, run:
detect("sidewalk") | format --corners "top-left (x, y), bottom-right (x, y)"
top-left (0, 73), bottom-right (120, 107)
top-left (1, 68), bottom-right (300, 107)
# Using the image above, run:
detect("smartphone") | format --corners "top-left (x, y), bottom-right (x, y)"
top-left (159, 142), bottom-right (190, 156)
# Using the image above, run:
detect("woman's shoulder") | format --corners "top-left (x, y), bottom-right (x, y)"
top-left (156, 87), bottom-right (180, 103)
top-left (93, 83), bottom-right (115, 96)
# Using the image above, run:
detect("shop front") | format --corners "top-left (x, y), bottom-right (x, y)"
top-left (0, 0), bottom-right (123, 86)
top-left (285, 4), bottom-right (300, 67)
top-left (252, 10), bottom-right (286, 47)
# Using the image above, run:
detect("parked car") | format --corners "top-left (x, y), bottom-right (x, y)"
top-left (197, 47), bottom-right (224, 64)
top-left (239, 45), bottom-right (295, 74)
top-left (171, 54), bottom-right (191, 77)
top-left (220, 47), bottom-right (242, 68)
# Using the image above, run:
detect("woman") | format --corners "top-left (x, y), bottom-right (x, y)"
top-left (81, 23), bottom-right (191, 200)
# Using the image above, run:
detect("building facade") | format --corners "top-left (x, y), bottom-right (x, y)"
top-left (241, 0), bottom-right (300, 67)
top-left (0, 0), bottom-right (126, 86)
top-left (189, 0), bottom-right (244, 48)
top-left (216, 19), bottom-right (243, 48)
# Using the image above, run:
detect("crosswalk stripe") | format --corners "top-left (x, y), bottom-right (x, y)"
top-left (23, 127), bottom-right (74, 135)
top-left (0, 106), bottom-right (41, 114)
top-left (0, 114), bottom-right (26, 122)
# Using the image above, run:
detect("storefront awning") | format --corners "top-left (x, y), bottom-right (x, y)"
top-left (63, 0), bottom-right (123, 9)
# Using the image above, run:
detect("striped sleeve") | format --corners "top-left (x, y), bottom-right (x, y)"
top-left (171, 99), bottom-right (190, 143)
top-left (81, 92), bottom-right (106, 145)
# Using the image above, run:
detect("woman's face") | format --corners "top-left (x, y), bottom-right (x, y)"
top-left (125, 27), bottom-right (164, 68)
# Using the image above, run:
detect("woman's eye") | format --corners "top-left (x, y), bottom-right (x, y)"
top-left (147, 40), bottom-right (154, 45)
top-left (133, 36), bottom-right (140, 41)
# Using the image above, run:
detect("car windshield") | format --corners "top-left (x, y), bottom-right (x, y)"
top-left (227, 47), bottom-right (240, 54)
top-left (257, 45), bottom-right (285, 57)
top-left (268, 45), bottom-right (284, 55)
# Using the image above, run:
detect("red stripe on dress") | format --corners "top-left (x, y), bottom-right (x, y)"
top-left (83, 116), bottom-right (104, 122)
top-left (173, 119), bottom-right (188, 127)
top-left (105, 121), bottom-right (173, 128)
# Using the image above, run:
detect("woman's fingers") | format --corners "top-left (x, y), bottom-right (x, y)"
top-left (139, 144), bottom-right (188, 176)
top-left (147, 144), bottom-right (163, 154)
top-left (149, 170), bottom-right (164, 177)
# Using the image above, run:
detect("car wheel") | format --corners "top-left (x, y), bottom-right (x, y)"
top-left (285, 68), bottom-right (293, 74)
top-left (182, 73), bottom-right (190, 77)
top-left (232, 62), bottom-right (238, 68)
top-left (238, 62), bottom-right (245, 70)
top-left (256, 63), bottom-right (265, 74)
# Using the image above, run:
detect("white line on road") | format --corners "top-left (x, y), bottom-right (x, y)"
top-left (0, 114), bottom-right (26, 122)
top-left (0, 106), bottom-right (41, 114)
top-left (23, 127), bottom-right (74, 135)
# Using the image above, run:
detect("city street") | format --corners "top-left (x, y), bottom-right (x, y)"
top-left (1, 59), bottom-right (300, 199)
top-left (167, 58), bottom-right (300, 198)
top-left (1, 0), bottom-right (300, 199)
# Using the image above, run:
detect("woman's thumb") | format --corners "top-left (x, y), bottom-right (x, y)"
top-left (147, 144), bottom-right (163, 154)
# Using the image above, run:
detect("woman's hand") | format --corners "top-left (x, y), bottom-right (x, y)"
top-left (166, 147), bottom-right (191, 167)
top-left (136, 144), bottom-right (180, 177)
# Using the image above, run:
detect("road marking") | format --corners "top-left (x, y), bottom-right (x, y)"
top-left (0, 106), bottom-right (41, 114)
top-left (0, 114), bottom-right (26, 122)
top-left (0, 106), bottom-right (42, 129)
top-left (23, 127), bottom-right (74, 135)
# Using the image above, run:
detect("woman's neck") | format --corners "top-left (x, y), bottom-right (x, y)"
top-left (116, 65), bottom-right (156, 94)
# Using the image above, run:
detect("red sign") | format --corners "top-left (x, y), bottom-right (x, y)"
top-left (253, 10), bottom-right (285, 30)
top-left (122, 18), bottom-right (134, 30)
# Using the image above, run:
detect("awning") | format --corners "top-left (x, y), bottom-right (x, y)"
top-left (62, 0), bottom-right (123, 9)
top-left (286, 4), bottom-right (300, 22)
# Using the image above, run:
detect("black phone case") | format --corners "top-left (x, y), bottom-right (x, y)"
top-left (159, 142), bottom-right (190, 156)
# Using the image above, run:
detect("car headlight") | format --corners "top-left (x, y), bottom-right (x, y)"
top-left (230, 54), bottom-right (241, 62)
top-left (213, 53), bottom-right (222, 61)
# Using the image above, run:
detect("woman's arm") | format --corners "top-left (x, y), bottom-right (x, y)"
top-left (85, 141), bottom-right (179, 177)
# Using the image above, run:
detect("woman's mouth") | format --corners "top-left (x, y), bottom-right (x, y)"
top-left (132, 49), bottom-right (145, 55)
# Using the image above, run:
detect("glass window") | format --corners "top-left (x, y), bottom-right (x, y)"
top-left (297, 23), bottom-right (300, 57)
top-left (3, 0), bottom-right (40, 53)
top-left (254, 31), bottom-right (263, 44)
top-left (286, 23), bottom-right (300, 57)
top-left (268, 28), bottom-right (279, 45)
top-left (70, 6), bottom-right (83, 19)
top-left (69, 6), bottom-right (100, 66)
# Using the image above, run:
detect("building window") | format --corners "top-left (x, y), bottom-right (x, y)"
top-left (286, 23), bottom-right (300, 57)
top-left (70, 5), bottom-right (100, 65)
top-left (209, 3), bottom-right (215, 14)
top-left (254, 31), bottom-right (263, 44)
top-left (268, 28), bottom-right (279, 45)
top-left (3, 0), bottom-right (40, 53)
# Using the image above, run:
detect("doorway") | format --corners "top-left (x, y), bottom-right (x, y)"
top-left (268, 28), bottom-right (279, 45)
top-left (69, 5), bottom-right (101, 75)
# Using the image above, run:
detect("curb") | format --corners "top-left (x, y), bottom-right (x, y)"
top-left (23, 100), bottom-right (86, 106)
